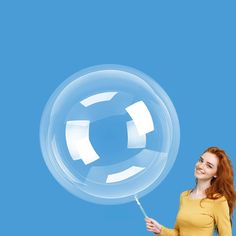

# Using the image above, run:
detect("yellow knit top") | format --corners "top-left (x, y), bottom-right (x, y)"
top-left (159, 190), bottom-right (232, 236)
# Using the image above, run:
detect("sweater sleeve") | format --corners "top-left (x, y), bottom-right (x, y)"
top-left (159, 223), bottom-right (179, 236)
top-left (158, 192), bottom-right (185, 236)
top-left (213, 197), bottom-right (232, 236)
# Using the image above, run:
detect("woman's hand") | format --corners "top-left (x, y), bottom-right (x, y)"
top-left (145, 217), bottom-right (162, 234)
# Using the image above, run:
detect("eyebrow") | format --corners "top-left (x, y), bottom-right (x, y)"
top-left (200, 156), bottom-right (214, 167)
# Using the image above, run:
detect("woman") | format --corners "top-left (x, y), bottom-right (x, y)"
top-left (146, 147), bottom-right (236, 236)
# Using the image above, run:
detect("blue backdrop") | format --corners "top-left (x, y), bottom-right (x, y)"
top-left (1, 1), bottom-right (236, 235)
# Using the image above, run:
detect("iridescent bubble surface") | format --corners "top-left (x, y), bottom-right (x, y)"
top-left (40, 65), bottom-right (180, 204)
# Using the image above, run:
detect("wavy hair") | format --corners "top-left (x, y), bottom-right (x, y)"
top-left (202, 147), bottom-right (236, 221)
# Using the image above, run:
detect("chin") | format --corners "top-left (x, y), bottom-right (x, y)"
top-left (195, 175), bottom-right (212, 181)
top-left (194, 170), bottom-right (200, 178)
top-left (194, 171), bottom-right (207, 180)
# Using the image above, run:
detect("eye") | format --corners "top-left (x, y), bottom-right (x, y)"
top-left (207, 164), bottom-right (213, 169)
top-left (199, 157), bottom-right (203, 162)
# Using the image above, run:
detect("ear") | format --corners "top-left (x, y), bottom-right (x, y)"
top-left (214, 176), bottom-right (217, 178)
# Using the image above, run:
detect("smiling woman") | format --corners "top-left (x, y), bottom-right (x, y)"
top-left (146, 147), bottom-right (236, 236)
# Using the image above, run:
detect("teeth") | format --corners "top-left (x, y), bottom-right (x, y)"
top-left (196, 169), bottom-right (205, 174)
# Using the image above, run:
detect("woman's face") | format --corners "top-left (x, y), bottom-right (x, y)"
top-left (194, 152), bottom-right (219, 181)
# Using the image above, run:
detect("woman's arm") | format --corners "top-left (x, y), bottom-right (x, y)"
top-left (213, 197), bottom-right (232, 236)
top-left (145, 217), bottom-right (179, 236)
top-left (159, 224), bottom-right (179, 236)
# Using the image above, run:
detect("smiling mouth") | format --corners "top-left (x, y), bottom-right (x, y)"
top-left (196, 168), bottom-right (205, 174)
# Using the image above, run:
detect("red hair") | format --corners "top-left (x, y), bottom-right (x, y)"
top-left (203, 147), bottom-right (236, 219)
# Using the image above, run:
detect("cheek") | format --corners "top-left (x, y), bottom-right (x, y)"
top-left (212, 168), bottom-right (218, 175)
top-left (206, 168), bottom-right (217, 176)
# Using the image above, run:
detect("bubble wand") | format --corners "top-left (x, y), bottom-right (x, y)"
top-left (134, 195), bottom-right (148, 218)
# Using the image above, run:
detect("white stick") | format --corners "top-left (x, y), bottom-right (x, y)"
top-left (134, 195), bottom-right (148, 218)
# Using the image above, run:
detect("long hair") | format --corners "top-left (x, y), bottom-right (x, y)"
top-left (203, 147), bottom-right (236, 221)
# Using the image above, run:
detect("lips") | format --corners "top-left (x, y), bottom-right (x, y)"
top-left (196, 168), bottom-right (205, 174)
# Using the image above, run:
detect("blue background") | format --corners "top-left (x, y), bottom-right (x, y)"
top-left (1, 1), bottom-right (236, 235)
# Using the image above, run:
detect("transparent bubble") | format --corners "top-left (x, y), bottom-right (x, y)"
top-left (40, 65), bottom-right (180, 204)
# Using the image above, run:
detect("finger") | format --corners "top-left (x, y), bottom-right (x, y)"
top-left (147, 227), bottom-right (160, 234)
top-left (146, 226), bottom-right (155, 232)
top-left (146, 223), bottom-right (154, 226)
top-left (146, 225), bottom-right (157, 231)
top-left (146, 224), bottom-right (155, 229)
top-left (147, 223), bottom-right (161, 231)
top-left (146, 224), bottom-right (156, 230)
top-left (149, 218), bottom-right (156, 224)
top-left (146, 225), bottom-right (154, 229)
top-left (146, 227), bottom-right (153, 231)
top-left (146, 218), bottom-right (155, 224)
top-left (151, 219), bottom-right (160, 227)
top-left (145, 217), bottom-right (152, 222)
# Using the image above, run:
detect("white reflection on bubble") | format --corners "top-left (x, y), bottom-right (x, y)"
top-left (106, 166), bottom-right (145, 183)
top-left (125, 101), bottom-right (154, 136)
top-left (80, 92), bottom-right (118, 107)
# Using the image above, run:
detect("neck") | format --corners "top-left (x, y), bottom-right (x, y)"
top-left (194, 179), bottom-right (211, 195)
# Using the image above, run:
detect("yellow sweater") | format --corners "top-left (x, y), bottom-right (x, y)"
top-left (160, 190), bottom-right (231, 236)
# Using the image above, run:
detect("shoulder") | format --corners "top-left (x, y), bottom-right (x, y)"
top-left (212, 194), bottom-right (227, 202)
top-left (180, 189), bottom-right (191, 198)
top-left (212, 196), bottom-right (230, 217)
top-left (213, 195), bottom-right (228, 205)
top-left (212, 195), bottom-right (229, 214)
top-left (178, 190), bottom-right (191, 202)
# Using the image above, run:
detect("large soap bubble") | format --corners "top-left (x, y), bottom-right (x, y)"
top-left (40, 65), bottom-right (180, 205)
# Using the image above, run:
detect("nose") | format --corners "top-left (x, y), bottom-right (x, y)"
top-left (198, 162), bottom-right (204, 169)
